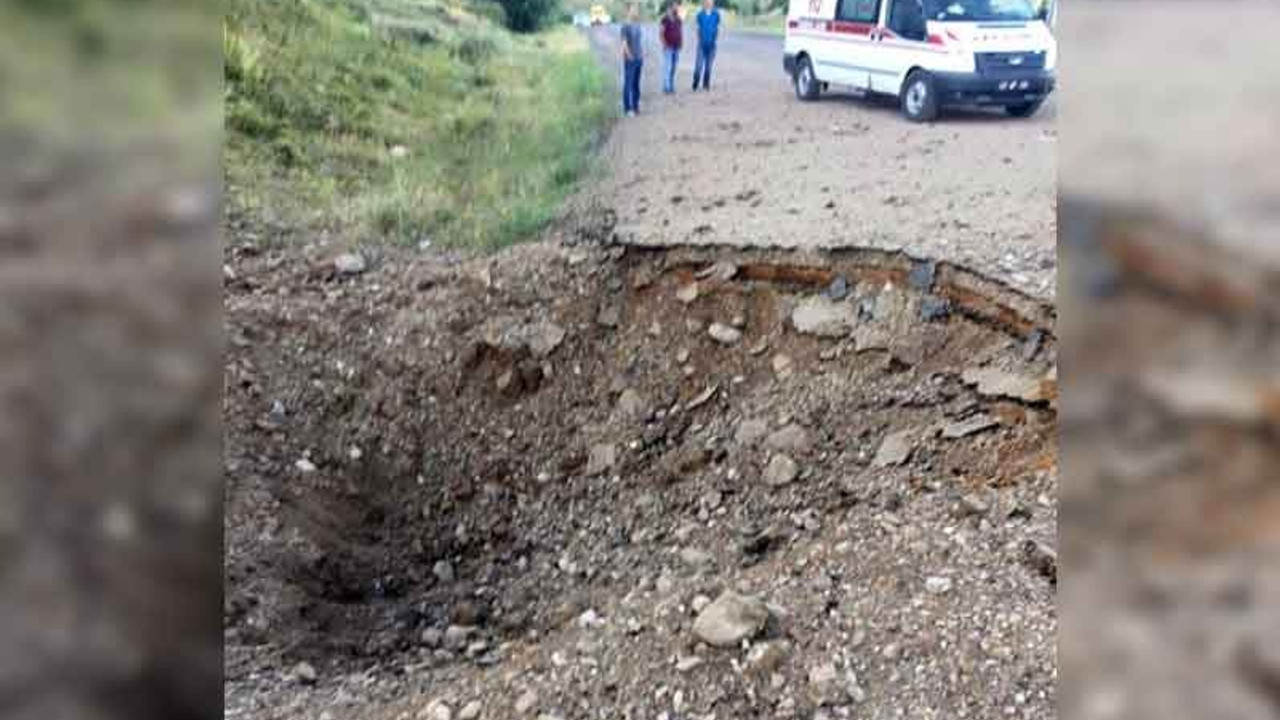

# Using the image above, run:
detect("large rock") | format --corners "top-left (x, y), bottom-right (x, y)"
top-left (692, 591), bottom-right (771, 647)
top-left (791, 297), bottom-right (857, 338)
top-left (873, 429), bottom-right (914, 467)
top-left (962, 367), bottom-right (1051, 403)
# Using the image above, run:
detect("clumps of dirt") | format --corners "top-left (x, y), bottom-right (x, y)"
top-left (224, 236), bottom-right (1057, 720)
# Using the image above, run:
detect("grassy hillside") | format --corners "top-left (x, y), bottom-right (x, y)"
top-left (225, 0), bottom-right (610, 250)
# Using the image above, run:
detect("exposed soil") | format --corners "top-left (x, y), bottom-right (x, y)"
top-left (223, 211), bottom-right (1058, 719)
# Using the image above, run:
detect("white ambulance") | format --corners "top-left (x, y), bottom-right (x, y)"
top-left (783, 0), bottom-right (1057, 121)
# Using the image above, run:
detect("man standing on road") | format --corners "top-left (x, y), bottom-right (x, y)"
top-left (621, 3), bottom-right (644, 116)
top-left (660, 1), bottom-right (683, 94)
top-left (692, 0), bottom-right (720, 91)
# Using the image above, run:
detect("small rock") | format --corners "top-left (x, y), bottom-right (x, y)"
top-left (962, 367), bottom-right (1051, 404)
top-left (772, 354), bottom-right (794, 377)
top-left (420, 701), bottom-right (452, 720)
top-left (809, 663), bottom-right (850, 706)
top-left (955, 494), bottom-right (991, 518)
top-left (458, 701), bottom-right (482, 720)
top-left (421, 627), bottom-right (444, 648)
top-left (692, 591), bottom-right (771, 647)
top-left (676, 283), bottom-right (700, 304)
top-left (528, 322), bottom-right (567, 358)
top-left (578, 609), bottom-right (606, 629)
top-left (731, 314), bottom-right (747, 329)
top-left (691, 594), bottom-right (713, 613)
top-left (1023, 540), bottom-right (1057, 583)
top-left (686, 385), bottom-right (718, 410)
top-left (675, 655), bottom-right (705, 672)
top-left (597, 303), bottom-right (621, 328)
top-left (585, 443), bottom-right (618, 476)
top-left (676, 348), bottom-right (691, 364)
top-left (696, 261), bottom-right (738, 281)
top-left (617, 389), bottom-right (648, 420)
top-left (924, 576), bottom-right (953, 595)
top-left (941, 415), bottom-right (998, 439)
top-left (763, 454), bottom-right (800, 487)
top-left (708, 323), bottom-right (742, 345)
top-left (873, 430), bottom-right (914, 467)
top-left (389, 144), bottom-right (410, 159)
top-left (919, 294), bottom-right (951, 321)
top-left (291, 661), bottom-right (318, 685)
top-left (825, 275), bottom-right (849, 301)
top-left (514, 690), bottom-right (539, 715)
top-left (745, 641), bottom-right (791, 676)
top-left (791, 297), bottom-right (857, 338)
top-left (443, 625), bottom-right (473, 650)
top-left (680, 547), bottom-right (714, 569)
top-left (765, 424), bottom-right (813, 455)
top-left (295, 458), bottom-right (317, 473)
top-left (908, 260), bottom-right (937, 290)
top-left (334, 252), bottom-right (367, 276)
top-left (433, 560), bottom-right (455, 583)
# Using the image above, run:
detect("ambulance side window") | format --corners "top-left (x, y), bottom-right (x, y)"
top-left (835, 0), bottom-right (880, 23)
top-left (888, 0), bottom-right (927, 40)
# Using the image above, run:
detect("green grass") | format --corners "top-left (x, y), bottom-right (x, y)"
top-left (225, 0), bottom-right (611, 251)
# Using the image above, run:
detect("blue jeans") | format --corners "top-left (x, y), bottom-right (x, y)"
top-left (662, 48), bottom-right (679, 93)
top-left (693, 43), bottom-right (715, 89)
top-left (623, 58), bottom-right (642, 113)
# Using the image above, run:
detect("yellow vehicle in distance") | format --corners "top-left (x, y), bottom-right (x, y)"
top-left (589, 4), bottom-right (612, 24)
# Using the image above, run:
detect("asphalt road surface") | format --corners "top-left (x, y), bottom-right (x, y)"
top-left (580, 23), bottom-right (1057, 299)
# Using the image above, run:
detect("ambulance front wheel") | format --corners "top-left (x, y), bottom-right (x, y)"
top-left (901, 70), bottom-right (939, 123)
top-left (794, 56), bottom-right (821, 101)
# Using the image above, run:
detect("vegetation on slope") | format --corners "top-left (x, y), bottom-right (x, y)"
top-left (225, 0), bottom-right (610, 250)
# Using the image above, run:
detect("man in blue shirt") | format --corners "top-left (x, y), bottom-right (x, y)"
top-left (692, 0), bottom-right (720, 91)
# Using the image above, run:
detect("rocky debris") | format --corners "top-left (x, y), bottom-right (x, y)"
top-left (791, 296), bottom-right (857, 338)
top-left (676, 283), bottom-right (700, 304)
top-left (433, 560), bottom-right (455, 583)
top-left (908, 260), bottom-right (937, 290)
top-left (962, 367), bottom-right (1052, 404)
top-left (585, 443), bottom-right (618, 476)
top-left (941, 415), bottom-right (998, 439)
top-left (291, 661), bottom-right (318, 685)
top-left (924, 576), bottom-right (953, 595)
top-left (873, 429), bottom-right (914, 467)
top-left (334, 252), bottom-right (367, 276)
top-left (596, 302), bottom-right (621, 328)
top-left (657, 444), bottom-right (711, 482)
top-left (420, 700), bottom-right (452, 720)
top-left (763, 454), bottom-right (800, 487)
top-left (1023, 540), bottom-right (1057, 584)
top-left (421, 627), bottom-right (444, 648)
top-left (695, 261), bottom-right (738, 282)
top-left (514, 690), bottom-right (539, 715)
top-left (954, 493), bottom-right (992, 518)
top-left (708, 322), bottom-right (742, 345)
top-left (295, 458), bottom-right (317, 473)
top-left (457, 701), bottom-right (482, 720)
top-left (825, 275), bottom-right (850, 301)
top-left (765, 423), bottom-right (813, 455)
top-left (680, 547), bottom-right (714, 569)
top-left (692, 591), bottom-right (771, 648)
top-left (527, 322), bottom-right (567, 358)
top-left (444, 625), bottom-right (473, 651)
top-left (808, 663), bottom-right (862, 707)
top-left (735, 418), bottom-right (769, 446)
top-left (742, 524), bottom-right (788, 556)
top-left (919, 294), bottom-right (951, 322)
top-left (745, 640), bottom-right (791, 677)
top-left (685, 385), bottom-right (718, 410)
top-left (616, 389), bottom-right (648, 421)
top-left (771, 354), bottom-right (794, 377)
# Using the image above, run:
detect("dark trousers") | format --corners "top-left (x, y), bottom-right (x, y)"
top-left (692, 43), bottom-right (715, 89)
top-left (623, 58), bottom-right (643, 112)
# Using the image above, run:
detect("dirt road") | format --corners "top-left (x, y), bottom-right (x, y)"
top-left (580, 24), bottom-right (1057, 299)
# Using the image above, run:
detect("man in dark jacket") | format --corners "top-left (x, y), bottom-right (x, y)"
top-left (660, 1), bottom-right (683, 94)
top-left (692, 0), bottom-right (720, 91)
top-left (620, 3), bottom-right (643, 116)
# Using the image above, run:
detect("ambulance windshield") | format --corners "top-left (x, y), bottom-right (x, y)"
top-left (922, 0), bottom-right (1038, 22)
